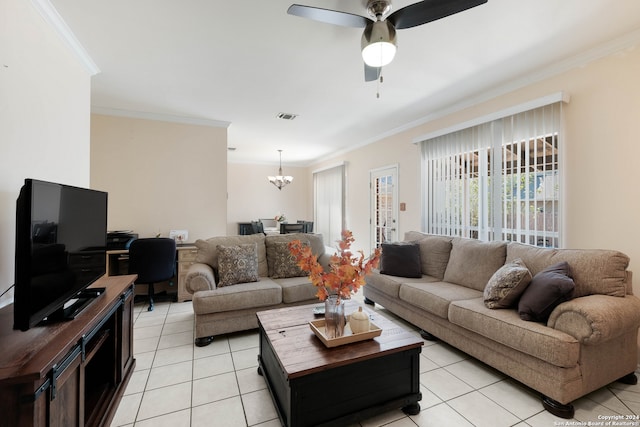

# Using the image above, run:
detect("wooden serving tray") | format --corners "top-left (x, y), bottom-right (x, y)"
top-left (309, 318), bottom-right (382, 348)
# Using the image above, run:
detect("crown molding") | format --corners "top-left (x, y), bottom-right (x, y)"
top-left (311, 161), bottom-right (346, 175)
top-left (412, 91), bottom-right (570, 144)
top-left (91, 107), bottom-right (231, 128)
top-left (31, 0), bottom-right (100, 75)
top-left (248, 27), bottom-right (640, 168)
top-left (398, 28), bottom-right (640, 143)
top-left (369, 27), bottom-right (640, 147)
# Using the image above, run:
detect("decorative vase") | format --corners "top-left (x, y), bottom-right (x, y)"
top-left (324, 294), bottom-right (345, 338)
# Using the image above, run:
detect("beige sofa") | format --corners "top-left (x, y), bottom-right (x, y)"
top-left (185, 232), bottom-right (328, 347)
top-left (363, 231), bottom-right (640, 418)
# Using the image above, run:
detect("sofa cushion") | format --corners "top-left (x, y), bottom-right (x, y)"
top-left (483, 258), bottom-right (532, 309)
top-left (216, 244), bottom-right (259, 287)
top-left (195, 234), bottom-right (268, 277)
top-left (271, 241), bottom-right (308, 279)
top-left (266, 233), bottom-right (325, 277)
top-left (399, 281), bottom-right (483, 319)
top-left (448, 298), bottom-right (579, 368)
top-left (366, 271), bottom-right (440, 299)
top-left (403, 231), bottom-right (430, 242)
top-left (274, 276), bottom-right (319, 303)
top-left (192, 279), bottom-right (282, 314)
top-left (404, 232), bottom-right (453, 280)
top-left (518, 261), bottom-right (575, 322)
top-left (506, 242), bottom-right (630, 298)
top-left (443, 238), bottom-right (507, 291)
top-left (380, 242), bottom-right (421, 278)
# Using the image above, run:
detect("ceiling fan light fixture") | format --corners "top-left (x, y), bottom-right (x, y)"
top-left (361, 20), bottom-right (397, 67)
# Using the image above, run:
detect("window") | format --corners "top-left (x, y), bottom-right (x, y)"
top-left (314, 164), bottom-right (345, 247)
top-left (420, 101), bottom-right (563, 247)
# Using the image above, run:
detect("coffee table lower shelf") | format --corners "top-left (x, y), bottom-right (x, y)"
top-left (258, 347), bottom-right (421, 427)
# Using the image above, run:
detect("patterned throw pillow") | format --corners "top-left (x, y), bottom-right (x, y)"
top-left (216, 243), bottom-right (259, 287)
top-left (483, 258), bottom-right (532, 309)
top-left (271, 241), bottom-right (308, 279)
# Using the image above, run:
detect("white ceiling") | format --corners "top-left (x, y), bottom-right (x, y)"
top-left (49, 0), bottom-right (640, 166)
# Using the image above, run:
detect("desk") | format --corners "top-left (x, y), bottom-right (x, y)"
top-left (106, 245), bottom-right (198, 303)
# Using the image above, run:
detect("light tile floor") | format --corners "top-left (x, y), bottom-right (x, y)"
top-left (111, 296), bottom-right (640, 427)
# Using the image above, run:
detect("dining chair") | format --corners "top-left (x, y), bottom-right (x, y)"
top-left (251, 220), bottom-right (265, 234)
top-left (297, 220), bottom-right (314, 233)
top-left (280, 223), bottom-right (306, 234)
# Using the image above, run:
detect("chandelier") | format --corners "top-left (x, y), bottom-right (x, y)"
top-left (268, 150), bottom-right (293, 190)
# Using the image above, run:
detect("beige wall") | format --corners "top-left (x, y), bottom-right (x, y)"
top-left (0, 0), bottom-right (92, 307)
top-left (309, 46), bottom-right (640, 292)
top-left (227, 163), bottom-right (311, 236)
top-left (309, 144), bottom-right (421, 255)
top-left (90, 114), bottom-right (228, 241)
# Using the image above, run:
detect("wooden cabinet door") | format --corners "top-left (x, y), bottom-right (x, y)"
top-left (119, 286), bottom-right (135, 379)
top-left (48, 345), bottom-right (83, 427)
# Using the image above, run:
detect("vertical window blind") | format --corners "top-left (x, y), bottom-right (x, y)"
top-left (420, 102), bottom-right (562, 247)
top-left (314, 164), bottom-right (345, 247)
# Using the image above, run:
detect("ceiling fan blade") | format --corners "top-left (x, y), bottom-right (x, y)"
top-left (388, 0), bottom-right (488, 30)
top-left (287, 4), bottom-right (369, 28)
top-left (364, 64), bottom-right (381, 82)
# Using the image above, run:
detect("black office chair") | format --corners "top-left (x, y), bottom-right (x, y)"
top-left (128, 238), bottom-right (176, 311)
top-left (297, 220), bottom-right (314, 233)
top-left (280, 223), bottom-right (306, 234)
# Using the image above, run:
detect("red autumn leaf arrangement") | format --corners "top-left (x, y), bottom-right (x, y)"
top-left (288, 230), bottom-right (382, 301)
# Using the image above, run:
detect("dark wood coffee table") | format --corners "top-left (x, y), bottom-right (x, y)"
top-left (257, 301), bottom-right (423, 427)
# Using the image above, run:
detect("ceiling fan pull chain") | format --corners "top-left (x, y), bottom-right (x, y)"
top-left (377, 72), bottom-right (384, 98)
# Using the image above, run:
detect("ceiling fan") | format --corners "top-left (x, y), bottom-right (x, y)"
top-left (287, 0), bottom-right (488, 81)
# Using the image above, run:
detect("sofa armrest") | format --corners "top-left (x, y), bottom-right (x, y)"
top-left (547, 294), bottom-right (640, 345)
top-left (318, 252), bottom-right (332, 271)
top-left (185, 262), bottom-right (216, 293)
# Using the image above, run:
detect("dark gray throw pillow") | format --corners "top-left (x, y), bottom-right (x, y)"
top-left (380, 242), bottom-right (422, 278)
top-left (518, 261), bottom-right (575, 322)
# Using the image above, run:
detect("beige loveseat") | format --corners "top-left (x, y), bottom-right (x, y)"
top-left (363, 231), bottom-right (640, 418)
top-left (185, 233), bottom-right (328, 346)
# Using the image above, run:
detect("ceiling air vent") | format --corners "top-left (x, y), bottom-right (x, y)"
top-left (277, 112), bottom-right (298, 120)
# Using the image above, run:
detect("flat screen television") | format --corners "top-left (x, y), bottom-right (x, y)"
top-left (14, 179), bottom-right (108, 331)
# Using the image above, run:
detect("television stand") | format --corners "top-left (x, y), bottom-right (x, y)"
top-left (47, 287), bottom-right (107, 322)
top-left (0, 275), bottom-right (136, 427)
top-left (78, 287), bottom-right (106, 298)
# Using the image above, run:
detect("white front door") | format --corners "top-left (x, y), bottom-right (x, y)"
top-left (370, 165), bottom-right (398, 248)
